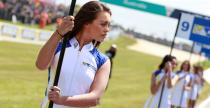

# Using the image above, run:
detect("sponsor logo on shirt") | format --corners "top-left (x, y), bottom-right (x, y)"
top-left (82, 62), bottom-right (97, 71)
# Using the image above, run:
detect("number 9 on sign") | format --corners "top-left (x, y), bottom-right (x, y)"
top-left (181, 21), bottom-right (190, 31)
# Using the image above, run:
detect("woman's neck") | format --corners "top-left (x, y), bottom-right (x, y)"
top-left (76, 32), bottom-right (92, 51)
top-left (182, 69), bottom-right (188, 72)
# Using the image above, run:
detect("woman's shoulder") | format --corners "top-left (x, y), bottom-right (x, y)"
top-left (55, 39), bottom-right (72, 55)
top-left (89, 48), bottom-right (109, 69)
top-left (90, 48), bottom-right (108, 58)
top-left (153, 69), bottom-right (162, 77)
top-left (175, 70), bottom-right (182, 74)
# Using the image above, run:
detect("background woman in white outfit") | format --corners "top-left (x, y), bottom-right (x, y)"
top-left (171, 60), bottom-right (191, 108)
top-left (188, 65), bottom-right (204, 108)
top-left (36, 1), bottom-right (111, 108)
top-left (149, 55), bottom-right (177, 108)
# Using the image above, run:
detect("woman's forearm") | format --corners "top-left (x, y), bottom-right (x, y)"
top-left (151, 77), bottom-right (165, 95)
top-left (184, 86), bottom-right (191, 91)
top-left (61, 92), bottom-right (101, 107)
top-left (167, 74), bottom-right (172, 88)
top-left (36, 31), bottom-right (62, 70)
top-left (151, 83), bottom-right (159, 95)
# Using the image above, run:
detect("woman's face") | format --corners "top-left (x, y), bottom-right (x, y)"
top-left (164, 61), bottom-right (172, 72)
top-left (171, 59), bottom-right (177, 70)
top-left (193, 67), bottom-right (199, 74)
top-left (182, 62), bottom-right (189, 72)
top-left (85, 11), bottom-right (111, 42)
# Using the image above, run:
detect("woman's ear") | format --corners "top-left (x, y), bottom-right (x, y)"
top-left (84, 22), bottom-right (91, 28)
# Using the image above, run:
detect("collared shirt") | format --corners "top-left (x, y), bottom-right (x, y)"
top-left (150, 69), bottom-right (173, 108)
top-left (41, 37), bottom-right (108, 108)
top-left (171, 71), bottom-right (191, 107)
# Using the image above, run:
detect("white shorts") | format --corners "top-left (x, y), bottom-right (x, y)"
top-left (189, 86), bottom-right (198, 100)
top-left (171, 91), bottom-right (188, 107)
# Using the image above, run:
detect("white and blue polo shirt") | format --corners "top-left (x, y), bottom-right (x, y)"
top-left (171, 71), bottom-right (191, 107)
top-left (149, 70), bottom-right (172, 108)
top-left (41, 37), bottom-right (108, 108)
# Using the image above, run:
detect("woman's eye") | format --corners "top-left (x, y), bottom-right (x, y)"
top-left (101, 23), bottom-right (107, 26)
top-left (101, 23), bottom-right (111, 28)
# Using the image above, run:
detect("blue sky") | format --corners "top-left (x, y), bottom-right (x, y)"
top-left (55, 0), bottom-right (210, 42)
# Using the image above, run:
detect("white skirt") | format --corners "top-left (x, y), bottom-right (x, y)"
top-left (189, 85), bottom-right (199, 100)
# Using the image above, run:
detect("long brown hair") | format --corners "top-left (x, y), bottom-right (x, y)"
top-left (193, 65), bottom-right (203, 74)
top-left (158, 55), bottom-right (176, 70)
top-left (68, 1), bottom-right (111, 47)
top-left (180, 60), bottom-right (191, 72)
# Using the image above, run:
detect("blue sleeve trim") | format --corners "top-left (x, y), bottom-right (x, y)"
top-left (176, 70), bottom-right (182, 74)
top-left (153, 70), bottom-right (162, 77)
top-left (55, 40), bottom-right (71, 55)
top-left (90, 48), bottom-right (108, 70)
top-left (189, 73), bottom-right (194, 80)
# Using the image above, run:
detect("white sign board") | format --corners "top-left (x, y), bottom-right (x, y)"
top-left (2, 25), bottom-right (18, 37)
top-left (177, 13), bottom-right (194, 39)
top-left (22, 29), bottom-right (36, 40)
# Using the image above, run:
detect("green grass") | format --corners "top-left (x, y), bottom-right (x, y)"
top-left (0, 41), bottom-right (46, 107)
top-left (0, 36), bottom-right (209, 107)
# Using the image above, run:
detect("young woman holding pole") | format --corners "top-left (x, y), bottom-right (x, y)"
top-left (36, 1), bottom-right (112, 108)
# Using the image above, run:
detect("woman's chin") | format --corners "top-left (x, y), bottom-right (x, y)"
top-left (96, 37), bottom-right (105, 42)
top-left (97, 39), bottom-right (104, 43)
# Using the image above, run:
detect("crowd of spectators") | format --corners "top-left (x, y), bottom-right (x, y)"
top-left (0, 0), bottom-right (68, 28)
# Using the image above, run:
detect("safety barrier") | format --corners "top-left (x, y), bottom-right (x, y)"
top-left (0, 22), bottom-right (53, 45)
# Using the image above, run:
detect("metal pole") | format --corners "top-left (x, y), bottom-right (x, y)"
top-left (48, 0), bottom-right (77, 108)
top-left (170, 13), bottom-right (182, 55)
top-left (189, 42), bottom-right (195, 61)
top-left (169, 35), bottom-right (176, 55)
top-left (158, 12), bottom-right (182, 108)
top-left (157, 81), bottom-right (165, 108)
